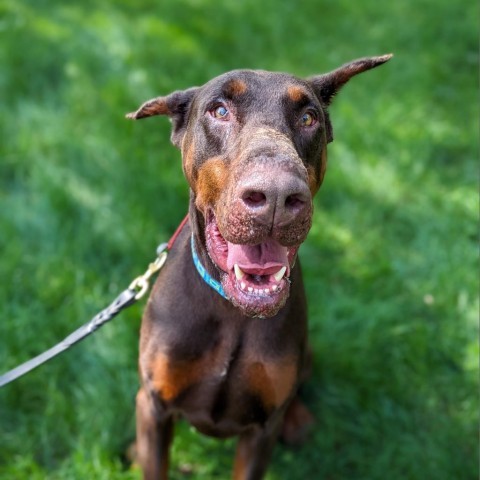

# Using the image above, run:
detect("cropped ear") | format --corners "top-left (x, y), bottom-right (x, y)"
top-left (308, 54), bottom-right (392, 142)
top-left (126, 87), bottom-right (199, 148)
top-left (309, 54), bottom-right (392, 106)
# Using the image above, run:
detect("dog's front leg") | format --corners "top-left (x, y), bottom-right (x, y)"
top-left (232, 421), bottom-right (282, 480)
top-left (136, 388), bottom-right (174, 480)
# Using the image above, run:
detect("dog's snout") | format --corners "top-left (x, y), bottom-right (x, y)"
top-left (238, 169), bottom-right (311, 228)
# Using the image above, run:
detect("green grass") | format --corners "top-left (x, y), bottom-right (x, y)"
top-left (0, 0), bottom-right (477, 478)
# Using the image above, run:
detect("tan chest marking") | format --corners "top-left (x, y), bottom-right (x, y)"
top-left (151, 350), bottom-right (298, 408)
top-left (150, 349), bottom-right (223, 402)
top-left (245, 358), bottom-right (298, 409)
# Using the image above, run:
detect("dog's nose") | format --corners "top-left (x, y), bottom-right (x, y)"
top-left (238, 170), bottom-right (311, 228)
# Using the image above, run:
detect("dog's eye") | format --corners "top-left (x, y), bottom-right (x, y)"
top-left (211, 105), bottom-right (230, 120)
top-left (300, 111), bottom-right (316, 127)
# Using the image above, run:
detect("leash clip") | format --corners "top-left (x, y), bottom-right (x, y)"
top-left (129, 244), bottom-right (168, 300)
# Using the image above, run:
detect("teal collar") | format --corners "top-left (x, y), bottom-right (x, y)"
top-left (191, 236), bottom-right (228, 300)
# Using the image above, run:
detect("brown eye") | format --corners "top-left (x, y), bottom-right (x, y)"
top-left (211, 105), bottom-right (229, 120)
top-left (300, 111), bottom-right (316, 127)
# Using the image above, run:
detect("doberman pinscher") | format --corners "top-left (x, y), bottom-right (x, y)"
top-left (126, 54), bottom-right (392, 479)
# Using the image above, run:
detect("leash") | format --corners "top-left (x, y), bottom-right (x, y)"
top-left (0, 215), bottom-right (189, 388)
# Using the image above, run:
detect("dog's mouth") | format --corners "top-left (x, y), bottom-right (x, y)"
top-left (205, 213), bottom-right (299, 318)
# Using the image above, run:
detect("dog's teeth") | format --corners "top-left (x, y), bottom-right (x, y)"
top-left (234, 264), bottom-right (245, 280)
top-left (271, 284), bottom-right (278, 292)
top-left (240, 281), bottom-right (246, 290)
top-left (254, 289), bottom-right (259, 294)
top-left (264, 288), bottom-right (270, 294)
top-left (248, 287), bottom-right (253, 293)
top-left (273, 266), bottom-right (287, 282)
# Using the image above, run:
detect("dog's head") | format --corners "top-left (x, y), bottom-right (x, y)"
top-left (127, 55), bottom-right (392, 318)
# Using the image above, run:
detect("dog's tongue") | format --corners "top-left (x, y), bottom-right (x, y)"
top-left (226, 239), bottom-right (289, 276)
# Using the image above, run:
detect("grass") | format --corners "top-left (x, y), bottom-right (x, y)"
top-left (0, 0), bottom-right (478, 478)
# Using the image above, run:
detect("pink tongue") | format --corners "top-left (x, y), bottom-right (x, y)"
top-left (226, 239), bottom-right (289, 276)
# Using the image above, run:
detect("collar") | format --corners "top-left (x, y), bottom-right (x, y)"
top-left (190, 236), bottom-right (228, 300)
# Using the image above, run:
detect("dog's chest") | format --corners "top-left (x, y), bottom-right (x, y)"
top-left (148, 324), bottom-right (299, 430)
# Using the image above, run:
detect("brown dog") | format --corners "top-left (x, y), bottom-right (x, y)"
top-left (127, 54), bottom-right (392, 479)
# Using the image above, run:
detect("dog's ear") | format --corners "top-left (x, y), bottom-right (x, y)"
top-left (309, 54), bottom-right (392, 142)
top-left (126, 87), bottom-right (198, 148)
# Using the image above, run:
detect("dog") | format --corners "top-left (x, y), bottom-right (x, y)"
top-left (126, 54), bottom-right (392, 479)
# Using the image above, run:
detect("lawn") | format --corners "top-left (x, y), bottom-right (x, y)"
top-left (0, 0), bottom-right (478, 479)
